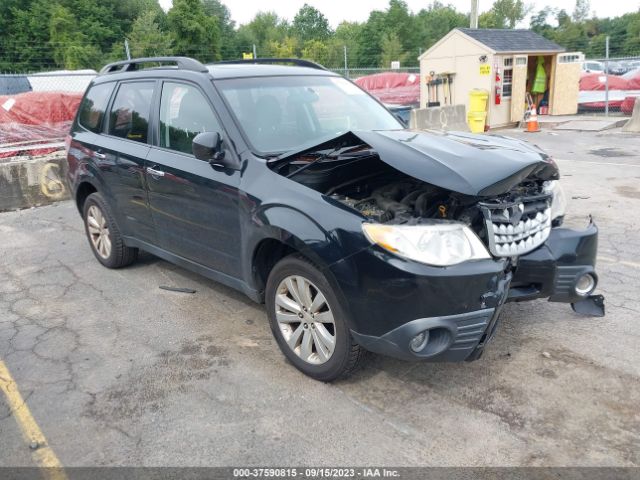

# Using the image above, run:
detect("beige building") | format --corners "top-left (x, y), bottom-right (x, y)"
top-left (418, 28), bottom-right (583, 129)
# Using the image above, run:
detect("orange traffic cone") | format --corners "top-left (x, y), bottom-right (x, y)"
top-left (525, 104), bottom-right (540, 132)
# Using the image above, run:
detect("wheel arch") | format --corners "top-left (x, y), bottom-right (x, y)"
top-left (75, 180), bottom-right (98, 214)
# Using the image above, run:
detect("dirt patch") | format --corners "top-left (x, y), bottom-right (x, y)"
top-left (616, 186), bottom-right (640, 199)
top-left (85, 336), bottom-right (229, 425)
top-left (589, 148), bottom-right (631, 158)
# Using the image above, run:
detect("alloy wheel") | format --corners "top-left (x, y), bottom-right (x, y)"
top-left (87, 205), bottom-right (112, 259)
top-left (274, 275), bottom-right (336, 365)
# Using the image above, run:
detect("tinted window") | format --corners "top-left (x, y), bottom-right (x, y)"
top-left (108, 82), bottom-right (154, 143)
top-left (159, 82), bottom-right (221, 155)
top-left (78, 82), bottom-right (114, 133)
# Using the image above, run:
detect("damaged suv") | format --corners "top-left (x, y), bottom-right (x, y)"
top-left (67, 57), bottom-right (603, 381)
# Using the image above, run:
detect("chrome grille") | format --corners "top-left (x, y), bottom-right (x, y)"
top-left (480, 195), bottom-right (552, 257)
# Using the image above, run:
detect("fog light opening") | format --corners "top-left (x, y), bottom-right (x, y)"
top-left (409, 330), bottom-right (430, 353)
top-left (575, 273), bottom-right (596, 297)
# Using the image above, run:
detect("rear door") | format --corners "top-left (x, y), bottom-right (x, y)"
top-left (101, 80), bottom-right (156, 242)
top-left (145, 80), bottom-right (241, 276)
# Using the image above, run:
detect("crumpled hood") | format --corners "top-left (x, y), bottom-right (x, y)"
top-left (352, 129), bottom-right (559, 197)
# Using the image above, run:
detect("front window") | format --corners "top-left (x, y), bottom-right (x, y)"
top-left (159, 82), bottom-right (221, 155)
top-left (216, 75), bottom-right (402, 154)
top-left (503, 58), bottom-right (513, 98)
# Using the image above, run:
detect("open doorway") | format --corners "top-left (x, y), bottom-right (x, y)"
top-left (527, 55), bottom-right (554, 115)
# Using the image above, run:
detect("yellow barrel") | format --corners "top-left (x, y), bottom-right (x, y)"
top-left (469, 89), bottom-right (489, 113)
top-left (467, 111), bottom-right (487, 133)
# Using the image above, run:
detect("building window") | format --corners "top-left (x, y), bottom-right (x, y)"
top-left (559, 53), bottom-right (582, 63)
top-left (503, 57), bottom-right (513, 98)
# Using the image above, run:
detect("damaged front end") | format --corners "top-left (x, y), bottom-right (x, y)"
top-left (269, 129), bottom-right (604, 361)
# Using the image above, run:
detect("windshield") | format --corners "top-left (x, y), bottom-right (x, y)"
top-left (216, 75), bottom-right (403, 155)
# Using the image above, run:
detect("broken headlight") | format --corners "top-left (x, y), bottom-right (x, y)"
top-left (543, 180), bottom-right (567, 220)
top-left (362, 222), bottom-right (490, 266)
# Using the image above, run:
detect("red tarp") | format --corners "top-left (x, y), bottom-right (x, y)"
top-left (0, 91), bottom-right (82, 158)
top-left (624, 70), bottom-right (640, 90)
top-left (354, 72), bottom-right (420, 105)
top-left (622, 96), bottom-right (637, 115)
top-left (579, 73), bottom-right (629, 91)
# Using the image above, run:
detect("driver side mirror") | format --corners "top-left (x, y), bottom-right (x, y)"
top-left (192, 132), bottom-right (237, 169)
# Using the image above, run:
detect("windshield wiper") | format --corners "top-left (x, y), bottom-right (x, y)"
top-left (285, 145), bottom-right (344, 179)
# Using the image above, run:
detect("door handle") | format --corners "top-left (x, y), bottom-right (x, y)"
top-left (92, 151), bottom-right (106, 160)
top-left (146, 166), bottom-right (165, 178)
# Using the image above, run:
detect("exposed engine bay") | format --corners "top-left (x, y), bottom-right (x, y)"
top-left (271, 140), bottom-right (554, 257)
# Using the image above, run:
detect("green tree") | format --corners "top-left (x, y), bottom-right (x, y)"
top-left (379, 32), bottom-right (407, 68)
top-left (203, 0), bottom-right (238, 58)
top-left (572, 0), bottom-right (591, 22)
top-left (480, 0), bottom-right (530, 29)
top-left (267, 37), bottom-right (298, 57)
top-left (301, 39), bottom-right (331, 65)
top-left (358, 10), bottom-right (386, 67)
top-left (415, 2), bottom-right (468, 54)
top-left (49, 4), bottom-right (101, 69)
top-left (293, 4), bottom-right (332, 43)
top-left (239, 11), bottom-right (290, 56)
top-left (167, 0), bottom-right (220, 61)
top-left (128, 10), bottom-right (173, 58)
top-left (332, 21), bottom-right (364, 68)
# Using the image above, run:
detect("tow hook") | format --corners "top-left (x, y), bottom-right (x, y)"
top-left (571, 294), bottom-right (605, 317)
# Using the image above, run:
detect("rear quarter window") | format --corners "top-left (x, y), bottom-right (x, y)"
top-left (78, 83), bottom-right (115, 133)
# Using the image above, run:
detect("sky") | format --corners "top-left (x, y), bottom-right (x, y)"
top-left (158, 0), bottom-right (640, 28)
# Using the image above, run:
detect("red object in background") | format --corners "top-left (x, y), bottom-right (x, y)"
top-left (579, 73), bottom-right (629, 91)
top-left (353, 72), bottom-right (420, 105)
top-left (0, 91), bottom-right (82, 158)
top-left (621, 96), bottom-right (637, 115)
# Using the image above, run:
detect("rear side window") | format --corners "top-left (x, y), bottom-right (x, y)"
top-left (78, 83), bottom-right (114, 133)
top-left (108, 81), bottom-right (154, 143)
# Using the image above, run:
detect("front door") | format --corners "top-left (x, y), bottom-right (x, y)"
top-left (146, 81), bottom-right (241, 277)
top-left (510, 55), bottom-right (529, 123)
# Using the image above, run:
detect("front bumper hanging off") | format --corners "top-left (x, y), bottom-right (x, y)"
top-left (339, 217), bottom-right (604, 362)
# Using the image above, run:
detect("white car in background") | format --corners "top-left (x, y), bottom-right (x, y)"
top-left (581, 61), bottom-right (605, 74)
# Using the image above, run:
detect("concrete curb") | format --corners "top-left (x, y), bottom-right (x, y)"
top-left (0, 151), bottom-right (70, 212)
top-left (410, 105), bottom-right (470, 132)
top-left (622, 99), bottom-right (640, 133)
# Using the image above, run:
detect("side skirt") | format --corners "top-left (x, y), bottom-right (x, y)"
top-left (123, 236), bottom-right (262, 303)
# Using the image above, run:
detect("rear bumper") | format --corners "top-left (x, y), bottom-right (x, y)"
top-left (332, 217), bottom-right (601, 362)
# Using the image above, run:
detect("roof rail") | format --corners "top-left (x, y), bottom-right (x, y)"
top-left (214, 58), bottom-right (326, 71)
top-left (99, 57), bottom-right (208, 75)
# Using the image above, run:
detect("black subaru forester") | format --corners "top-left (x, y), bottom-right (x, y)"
top-left (66, 57), bottom-right (603, 381)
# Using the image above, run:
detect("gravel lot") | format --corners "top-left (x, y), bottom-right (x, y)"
top-left (1, 128), bottom-right (639, 467)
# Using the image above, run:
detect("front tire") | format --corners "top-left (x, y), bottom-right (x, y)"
top-left (83, 192), bottom-right (137, 268)
top-left (265, 255), bottom-right (365, 381)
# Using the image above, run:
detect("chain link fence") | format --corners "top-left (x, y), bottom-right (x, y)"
top-left (3, 36), bottom-right (640, 158)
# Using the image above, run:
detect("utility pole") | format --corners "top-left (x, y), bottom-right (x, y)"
top-left (253, 44), bottom-right (257, 59)
top-left (605, 35), bottom-right (610, 117)
top-left (470, 0), bottom-right (479, 29)
top-left (124, 39), bottom-right (131, 60)
top-left (344, 45), bottom-right (348, 78)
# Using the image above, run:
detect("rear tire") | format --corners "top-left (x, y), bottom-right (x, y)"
top-left (265, 255), bottom-right (365, 381)
top-left (83, 192), bottom-right (137, 268)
